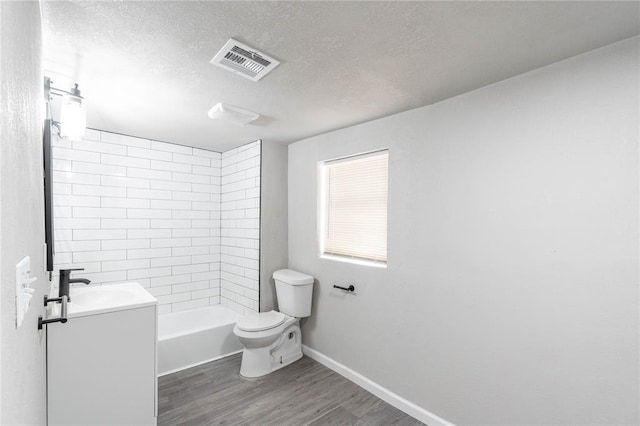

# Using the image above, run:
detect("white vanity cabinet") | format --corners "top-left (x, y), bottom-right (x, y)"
top-left (47, 283), bottom-right (157, 426)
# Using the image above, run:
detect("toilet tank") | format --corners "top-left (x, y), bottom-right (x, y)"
top-left (273, 269), bottom-right (314, 318)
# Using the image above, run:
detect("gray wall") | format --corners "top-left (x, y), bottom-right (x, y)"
top-left (259, 142), bottom-right (288, 312)
top-left (0, 2), bottom-right (48, 424)
top-left (288, 37), bottom-right (639, 425)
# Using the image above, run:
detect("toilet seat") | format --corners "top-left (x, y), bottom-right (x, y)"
top-left (236, 311), bottom-right (285, 332)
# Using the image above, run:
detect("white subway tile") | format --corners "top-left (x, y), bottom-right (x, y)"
top-left (150, 238), bottom-right (191, 248)
top-left (192, 271), bottom-right (218, 281)
top-left (221, 190), bottom-right (246, 202)
top-left (56, 218), bottom-right (101, 229)
top-left (171, 210), bottom-right (208, 220)
top-left (127, 248), bottom-right (171, 259)
top-left (128, 146), bottom-right (172, 161)
top-left (102, 239), bottom-right (150, 250)
top-left (127, 188), bottom-right (172, 200)
top-left (192, 219), bottom-right (218, 228)
top-left (172, 172), bottom-right (209, 184)
top-left (73, 229), bottom-right (127, 240)
top-left (172, 191), bottom-right (210, 202)
top-left (192, 254), bottom-right (213, 264)
top-left (57, 261), bottom-right (100, 273)
top-left (52, 138), bottom-right (72, 149)
top-left (192, 237), bottom-right (217, 246)
top-left (53, 183), bottom-right (72, 195)
top-left (73, 207), bottom-right (126, 218)
top-left (101, 218), bottom-right (150, 229)
top-left (246, 187), bottom-right (260, 199)
top-left (149, 219), bottom-right (190, 229)
top-left (57, 240), bottom-right (101, 253)
top-left (150, 179), bottom-right (191, 192)
top-left (82, 129), bottom-right (101, 142)
top-left (149, 200), bottom-right (191, 210)
top-left (73, 184), bottom-right (126, 198)
top-left (54, 171), bottom-right (101, 185)
top-left (73, 250), bottom-right (126, 263)
top-left (244, 248), bottom-right (259, 260)
top-left (173, 152), bottom-right (210, 166)
top-left (102, 259), bottom-right (150, 272)
top-left (222, 210), bottom-right (245, 219)
top-left (236, 198), bottom-right (259, 209)
top-left (102, 197), bottom-right (150, 209)
top-left (173, 263), bottom-right (209, 275)
top-left (235, 157), bottom-right (258, 171)
top-left (54, 206), bottom-right (72, 218)
top-left (53, 252), bottom-right (73, 266)
top-left (172, 299), bottom-right (209, 312)
top-left (55, 230), bottom-right (73, 241)
top-left (150, 256), bottom-right (191, 268)
top-left (150, 274), bottom-right (191, 287)
top-left (127, 267), bottom-right (172, 279)
top-left (155, 292), bottom-right (191, 305)
top-left (101, 132), bottom-right (151, 149)
top-left (128, 168), bottom-right (172, 181)
top-left (53, 147), bottom-right (100, 163)
top-left (192, 165), bottom-right (219, 176)
top-left (127, 209), bottom-right (172, 219)
top-left (73, 140), bottom-right (127, 156)
top-left (128, 229), bottom-right (171, 239)
top-left (73, 161), bottom-right (126, 176)
top-left (193, 148), bottom-right (221, 159)
top-left (53, 159), bottom-right (72, 172)
top-left (151, 140), bottom-right (193, 155)
top-left (191, 183), bottom-right (217, 193)
top-left (191, 201), bottom-right (217, 211)
top-left (245, 208), bottom-right (259, 219)
top-left (192, 288), bottom-right (219, 299)
top-left (172, 246), bottom-right (209, 256)
top-left (102, 153), bottom-right (150, 169)
top-left (101, 176), bottom-right (150, 189)
top-left (172, 281), bottom-right (209, 294)
top-left (150, 159), bottom-right (192, 173)
top-left (81, 270), bottom-right (128, 284)
top-left (147, 286), bottom-right (172, 297)
top-left (172, 228), bottom-right (210, 238)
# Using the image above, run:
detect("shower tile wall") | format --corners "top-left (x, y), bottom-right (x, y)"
top-left (52, 130), bottom-right (222, 314)
top-left (220, 140), bottom-right (261, 314)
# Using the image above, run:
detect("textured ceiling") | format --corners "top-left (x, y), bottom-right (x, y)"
top-left (41, 1), bottom-right (640, 152)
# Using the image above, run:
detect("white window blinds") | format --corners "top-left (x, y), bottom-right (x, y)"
top-left (321, 150), bottom-right (388, 264)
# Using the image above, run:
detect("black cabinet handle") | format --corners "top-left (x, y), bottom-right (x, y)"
top-left (38, 295), bottom-right (68, 330)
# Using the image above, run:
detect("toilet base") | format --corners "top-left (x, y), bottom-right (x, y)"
top-left (239, 321), bottom-right (303, 378)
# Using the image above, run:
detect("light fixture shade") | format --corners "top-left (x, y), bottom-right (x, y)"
top-left (208, 103), bottom-right (259, 126)
top-left (59, 94), bottom-right (86, 139)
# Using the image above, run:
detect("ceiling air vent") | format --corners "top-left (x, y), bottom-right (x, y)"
top-left (210, 38), bottom-right (280, 82)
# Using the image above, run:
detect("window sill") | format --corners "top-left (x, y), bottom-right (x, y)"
top-left (320, 254), bottom-right (387, 268)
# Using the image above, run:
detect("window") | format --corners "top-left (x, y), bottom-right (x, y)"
top-left (319, 150), bottom-right (388, 266)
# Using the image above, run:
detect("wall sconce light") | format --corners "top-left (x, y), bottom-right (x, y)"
top-left (44, 76), bottom-right (86, 139)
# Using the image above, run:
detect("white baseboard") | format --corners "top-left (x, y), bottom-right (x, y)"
top-left (302, 345), bottom-right (454, 426)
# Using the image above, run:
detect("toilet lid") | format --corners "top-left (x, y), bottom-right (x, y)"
top-left (236, 311), bottom-right (286, 332)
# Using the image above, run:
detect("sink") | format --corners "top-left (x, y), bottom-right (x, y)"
top-left (52, 282), bottom-right (157, 318)
top-left (72, 289), bottom-right (136, 307)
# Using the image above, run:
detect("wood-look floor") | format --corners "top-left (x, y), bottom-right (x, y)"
top-left (158, 353), bottom-right (425, 426)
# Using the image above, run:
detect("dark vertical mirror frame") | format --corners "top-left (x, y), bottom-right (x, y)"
top-left (43, 112), bottom-right (55, 274)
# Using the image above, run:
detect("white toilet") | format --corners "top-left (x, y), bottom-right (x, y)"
top-left (233, 269), bottom-right (314, 378)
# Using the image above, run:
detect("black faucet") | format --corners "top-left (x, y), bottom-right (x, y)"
top-left (59, 268), bottom-right (91, 301)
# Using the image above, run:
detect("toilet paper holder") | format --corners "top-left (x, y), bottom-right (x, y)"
top-left (333, 284), bottom-right (355, 292)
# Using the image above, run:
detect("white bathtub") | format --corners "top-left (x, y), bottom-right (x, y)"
top-left (157, 305), bottom-right (243, 376)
